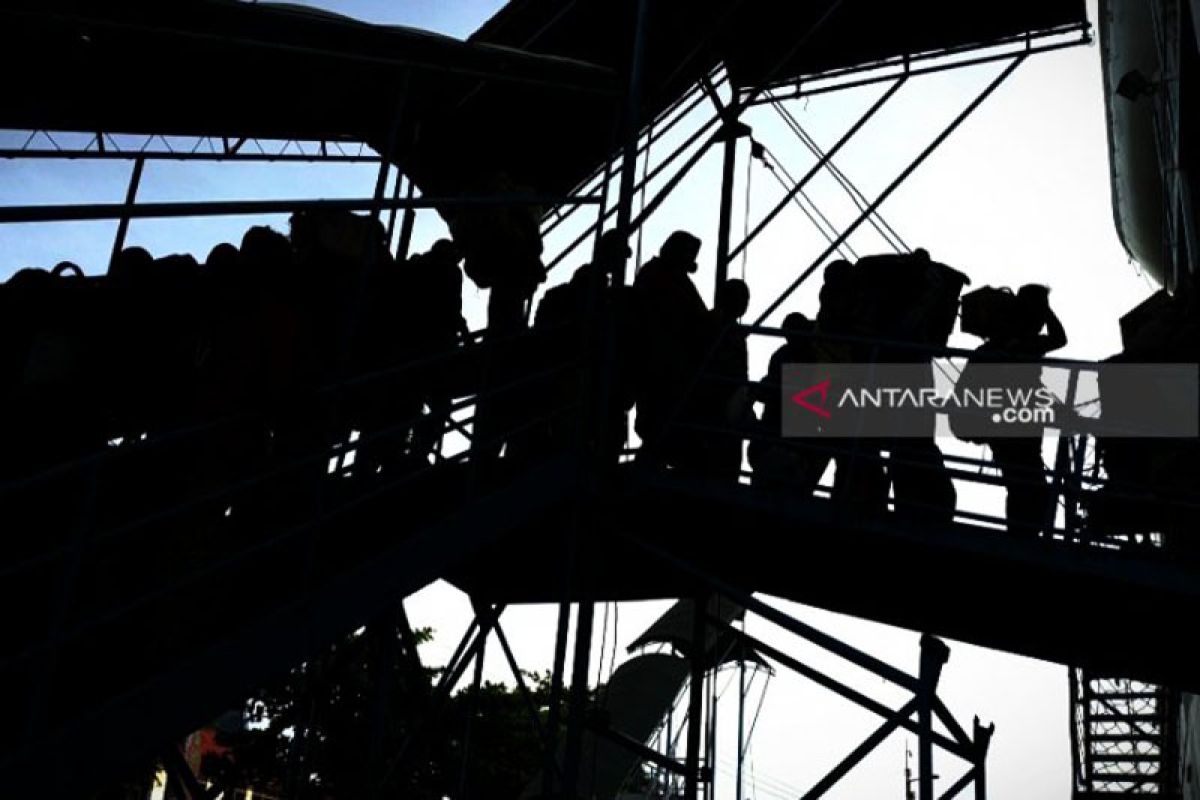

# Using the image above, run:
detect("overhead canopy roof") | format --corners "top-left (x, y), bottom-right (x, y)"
top-left (472, 0), bottom-right (1089, 92)
top-left (0, 1), bottom-right (614, 144)
top-left (2, 0), bottom-right (1088, 207)
top-left (418, 0), bottom-right (1088, 199)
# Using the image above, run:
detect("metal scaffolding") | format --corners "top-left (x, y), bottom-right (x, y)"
top-left (6, 2), bottom-right (1193, 799)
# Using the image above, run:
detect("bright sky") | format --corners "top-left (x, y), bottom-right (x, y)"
top-left (0, 2), bottom-right (1157, 799)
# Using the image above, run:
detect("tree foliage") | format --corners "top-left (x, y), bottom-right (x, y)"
top-left (198, 622), bottom-right (563, 800)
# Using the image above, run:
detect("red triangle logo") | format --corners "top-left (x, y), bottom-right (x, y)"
top-left (791, 378), bottom-right (832, 419)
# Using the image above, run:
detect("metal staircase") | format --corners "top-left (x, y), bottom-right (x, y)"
top-left (1072, 671), bottom-right (1180, 798)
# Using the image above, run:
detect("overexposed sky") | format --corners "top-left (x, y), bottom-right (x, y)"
top-left (0, 2), bottom-right (1155, 798)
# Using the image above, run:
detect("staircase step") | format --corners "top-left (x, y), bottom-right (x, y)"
top-left (1086, 755), bottom-right (1162, 765)
top-left (1085, 712), bottom-right (1163, 723)
top-left (1085, 692), bottom-right (1162, 702)
top-left (1083, 775), bottom-right (1164, 785)
top-left (1075, 792), bottom-right (1179, 800)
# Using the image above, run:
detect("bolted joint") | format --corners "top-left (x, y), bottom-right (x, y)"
top-left (715, 120), bottom-right (753, 142)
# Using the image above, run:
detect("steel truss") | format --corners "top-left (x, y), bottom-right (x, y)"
top-left (0, 3), bottom-right (1127, 800)
top-left (0, 131), bottom-right (382, 163)
top-left (376, 583), bottom-right (992, 800)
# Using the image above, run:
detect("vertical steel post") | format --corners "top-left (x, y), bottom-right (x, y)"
top-left (1050, 366), bottom-right (1081, 535)
top-left (396, 180), bottom-right (417, 262)
top-left (562, 600), bottom-right (596, 797)
top-left (918, 636), bottom-right (950, 800)
top-left (715, 118), bottom-right (740, 293)
top-left (666, 691), bottom-right (676, 796)
top-left (368, 611), bottom-right (400, 800)
top-left (706, 622), bottom-right (719, 800)
top-left (109, 156), bottom-right (145, 270)
top-left (685, 594), bottom-right (708, 800)
top-left (542, 599), bottom-right (572, 798)
top-left (458, 629), bottom-right (489, 800)
top-left (737, 637), bottom-right (746, 800)
top-left (973, 717), bottom-right (994, 800)
top-left (613, 0), bottom-right (651, 287)
top-left (385, 171), bottom-right (405, 244)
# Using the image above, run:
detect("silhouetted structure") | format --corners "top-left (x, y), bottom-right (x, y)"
top-left (4, 3), bottom-right (1185, 800)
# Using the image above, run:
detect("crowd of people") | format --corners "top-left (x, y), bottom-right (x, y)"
top-left (0, 210), bottom-right (1075, 548)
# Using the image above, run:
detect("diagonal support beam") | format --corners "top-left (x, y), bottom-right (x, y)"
top-left (589, 721), bottom-right (692, 777)
top-left (938, 766), bottom-right (978, 800)
top-left (729, 75), bottom-right (907, 263)
top-left (933, 697), bottom-right (974, 749)
top-left (542, 78), bottom-right (717, 242)
top-left (630, 131), bottom-right (720, 232)
top-left (623, 530), bottom-right (919, 691)
top-left (108, 156), bottom-right (145, 270)
top-left (374, 604), bottom-right (506, 793)
top-left (755, 55), bottom-right (1025, 325)
top-left (546, 110), bottom-right (722, 274)
top-left (487, 611), bottom-right (564, 783)
top-left (715, 622), bottom-right (970, 760)
top-left (801, 697), bottom-right (919, 799)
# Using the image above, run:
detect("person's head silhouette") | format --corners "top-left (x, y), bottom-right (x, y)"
top-left (781, 311), bottom-right (814, 348)
top-left (659, 231), bottom-right (701, 273)
top-left (716, 278), bottom-right (750, 322)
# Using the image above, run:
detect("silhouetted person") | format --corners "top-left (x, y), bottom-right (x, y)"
top-left (107, 246), bottom-right (154, 286)
top-left (192, 241), bottom-right (271, 508)
top-left (698, 278), bottom-right (750, 478)
top-left (854, 249), bottom-right (966, 526)
top-left (409, 239), bottom-right (468, 460)
top-left (813, 258), bottom-right (888, 514)
top-left (239, 224), bottom-right (330, 520)
top-left (451, 173), bottom-right (545, 336)
top-left (536, 231), bottom-right (629, 329)
top-left (814, 259), bottom-right (856, 353)
top-left (958, 284), bottom-right (1067, 537)
top-left (2, 263), bottom-right (105, 471)
top-left (204, 242), bottom-right (240, 281)
top-left (289, 212), bottom-right (406, 476)
top-left (449, 176), bottom-right (546, 468)
top-left (574, 231), bottom-right (641, 459)
top-left (510, 231), bottom-right (635, 463)
top-left (750, 311), bottom-right (830, 493)
top-left (105, 247), bottom-right (160, 441)
top-left (633, 231), bottom-right (708, 468)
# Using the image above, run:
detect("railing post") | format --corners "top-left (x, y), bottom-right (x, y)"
top-left (685, 593), bottom-right (709, 800)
